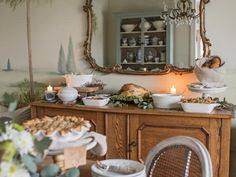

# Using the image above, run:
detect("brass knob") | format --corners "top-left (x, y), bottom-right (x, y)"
top-left (129, 141), bottom-right (137, 152)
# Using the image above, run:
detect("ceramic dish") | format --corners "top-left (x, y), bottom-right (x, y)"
top-left (64, 74), bottom-right (94, 87)
top-left (181, 102), bottom-right (219, 113)
top-left (152, 20), bottom-right (165, 30)
top-left (48, 136), bottom-right (97, 155)
top-left (152, 93), bottom-right (182, 109)
top-left (122, 24), bottom-right (136, 32)
top-left (91, 159), bottom-right (146, 177)
top-left (187, 84), bottom-right (227, 93)
top-left (82, 96), bottom-right (110, 107)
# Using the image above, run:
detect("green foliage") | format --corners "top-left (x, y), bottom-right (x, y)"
top-left (34, 137), bottom-right (52, 154)
top-left (0, 122), bottom-right (6, 133)
top-left (2, 92), bottom-right (18, 106)
top-left (9, 79), bottom-right (47, 106)
top-left (215, 97), bottom-right (234, 111)
top-left (12, 123), bottom-right (25, 131)
top-left (31, 173), bottom-right (40, 177)
top-left (40, 164), bottom-right (60, 177)
top-left (110, 94), bottom-right (153, 109)
top-left (110, 95), bottom-right (141, 102)
top-left (65, 168), bottom-right (80, 177)
top-left (21, 154), bottom-right (38, 173)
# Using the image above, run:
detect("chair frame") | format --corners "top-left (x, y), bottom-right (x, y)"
top-left (145, 136), bottom-right (213, 177)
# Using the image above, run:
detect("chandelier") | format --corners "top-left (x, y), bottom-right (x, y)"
top-left (161, 0), bottom-right (199, 26)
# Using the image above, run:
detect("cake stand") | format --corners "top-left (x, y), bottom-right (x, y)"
top-left (187, 83), bottom-right (227, 98)
top-left (48, 137), bottom-right (97, 171)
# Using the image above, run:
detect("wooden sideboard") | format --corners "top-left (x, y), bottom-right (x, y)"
top-left (31, 102), bottom-right (233, 177)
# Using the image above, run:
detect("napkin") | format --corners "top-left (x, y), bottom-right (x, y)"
top-left (48, 131), bottom-right (107, 156)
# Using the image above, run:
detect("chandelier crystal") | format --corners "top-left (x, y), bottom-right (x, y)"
top-left (161, 0), bottom-right (199, 26)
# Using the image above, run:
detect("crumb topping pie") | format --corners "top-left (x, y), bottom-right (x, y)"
top-left (23, 115), bottom-right (91, 136)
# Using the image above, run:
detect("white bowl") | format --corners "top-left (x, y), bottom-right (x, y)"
top-left (91, 159), bottom-right (146, 177)
top-left (122, 24), bottom-right (136, 32)
top-left (82, 97), bottom-right (110, 107)
top-left (152, 20), bottom-right (165, 30)
top-left (64, 74), bottom-right (93, 87)
top-left (181, 102), bottom-right (219, 113)
top-left (152, 94), bottom-right (182, 109)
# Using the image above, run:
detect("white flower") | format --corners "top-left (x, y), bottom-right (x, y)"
top-left (0, 125), bottom-right (15, 142)
top-left (0, 125), bottom-right (34, 155)
top-left (0, 125), bottom-right (18, 142)
top-left (12, 131), bottom-right (34, 155)
top-left (0, 161), bottom-right (30, 177)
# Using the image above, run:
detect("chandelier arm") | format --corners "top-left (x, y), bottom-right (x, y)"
top-left (162, 0), bottom-right (199, 26)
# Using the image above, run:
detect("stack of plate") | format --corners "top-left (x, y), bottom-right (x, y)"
top-left (139, 35), bottom-right (150, 46)
top-left (91, 159), bottom-right (146, 177)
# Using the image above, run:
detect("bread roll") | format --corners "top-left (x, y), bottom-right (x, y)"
top-left (201, 56), bottom-right (222, 69)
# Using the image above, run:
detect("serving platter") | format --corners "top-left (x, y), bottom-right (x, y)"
top-left (187, 84), bottom-right (227, 97)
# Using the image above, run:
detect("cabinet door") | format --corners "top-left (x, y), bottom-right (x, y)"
top-left (105, 113), bottom-right (130, 159)
top-left (31, 106), bottom-right (106, 160)
top-left (129, 114), bottom-right (221, 177)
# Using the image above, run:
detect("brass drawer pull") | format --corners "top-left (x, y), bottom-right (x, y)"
top-left (129, 141), bottom-right (137, 152)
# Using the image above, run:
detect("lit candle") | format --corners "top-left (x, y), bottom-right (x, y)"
top-left (47, 85), bottom-right (53, 92)
top-left (143, 67), bottom-right (147, 71)
top-left (170, 85), bottom-right (176, 94)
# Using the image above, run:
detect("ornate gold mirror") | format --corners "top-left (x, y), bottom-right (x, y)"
top-left (83, 0), bottom-right (211, 75)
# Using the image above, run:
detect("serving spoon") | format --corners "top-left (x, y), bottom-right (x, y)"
top-left (96, 160), bottom-right (136, 175)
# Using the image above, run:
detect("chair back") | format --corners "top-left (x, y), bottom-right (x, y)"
top-left (145, 136), bottom-right (213, 177)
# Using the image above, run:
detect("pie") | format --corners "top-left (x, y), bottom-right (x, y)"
top-left (23, 115), bottom-right (91, 136)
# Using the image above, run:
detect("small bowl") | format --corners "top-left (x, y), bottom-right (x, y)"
top-left (152, 20), bottom-right (165, 31)
top-left (152, 94), bottom-right (182, 109)
top-left (181, 102), bottom-right (219, 113)
top-left (82, 96), bottom-right (110, 107)
top-left (122, 24), bottom-right (136, 32)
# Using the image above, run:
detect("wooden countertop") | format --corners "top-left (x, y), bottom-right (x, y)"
top-left (31, 101), bottom-right (233, 119)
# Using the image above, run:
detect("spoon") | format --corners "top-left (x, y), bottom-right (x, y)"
top-left (96, 160), bottom-right (136, 175)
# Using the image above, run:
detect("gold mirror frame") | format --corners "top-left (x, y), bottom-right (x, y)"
top-left (83, 0), bottom-right (211, 75)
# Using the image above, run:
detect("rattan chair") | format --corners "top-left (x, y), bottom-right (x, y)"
top-left (145, 136), bottom-right (213, 177)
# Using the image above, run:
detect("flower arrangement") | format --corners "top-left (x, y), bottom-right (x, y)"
top-left (0, 122), bottom-right (80, 177)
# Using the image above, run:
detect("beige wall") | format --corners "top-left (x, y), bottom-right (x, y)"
top-left (0, 0), bottom-right (236, 174)
top-left (206, 1), bottom-right (236, 176)
top-left (0, 0), bottom-right (235, 101)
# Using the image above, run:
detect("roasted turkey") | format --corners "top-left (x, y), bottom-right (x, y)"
top-left (118, 83), bottom-right (150, 97)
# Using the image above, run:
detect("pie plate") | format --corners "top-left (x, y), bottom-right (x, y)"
top-left (34, 125), bottom-right (90, 143)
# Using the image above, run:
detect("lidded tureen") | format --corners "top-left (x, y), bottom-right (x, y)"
top-left (57, 86), bottom-right (78, 104)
